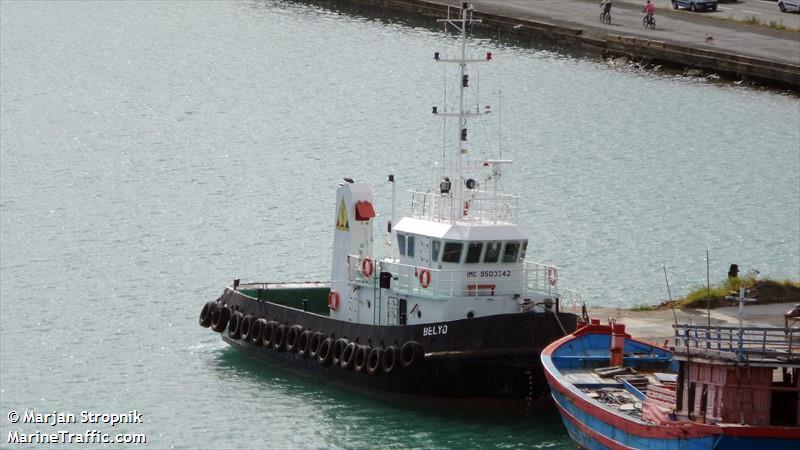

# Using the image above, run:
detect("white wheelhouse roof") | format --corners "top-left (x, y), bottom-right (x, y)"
top-left (394, 217), bottom-right (527, 241)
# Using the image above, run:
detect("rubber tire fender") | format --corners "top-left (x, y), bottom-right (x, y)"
top-left (199, 301), bottom-right (216, 327)
top-left (354, 345), bottom-right (371, 373)
top-left (262, 321), bottom-right (279, 347)
top-left (339, 342), bottom-right (358, 370)
top-left (250, 319), bottom-right (267, 346)
top-left (297, 330), bottom-right (313, 357)
top-left (240, 315), bottom-right (256, 342)
top-left (285, 325), bottom-right (304, 352)
top-left (273, 325), bottom-right (288, 352)
top-left (308, 332), bottom-right (325, 359)
top-left (381, 345), bottom-right (401, 374)
top-left (317, 338), bottom-right (334, 367)
top-left (400, 341), bottom-right (424, 369)
top-left (227, 312), bottom-right (243, 340)
top-left (210, 306), bottom-right (230, 333)
top-left (331, 338), bottom-right (349, 366)
top-left (366, 348), bottom-right (384, 376)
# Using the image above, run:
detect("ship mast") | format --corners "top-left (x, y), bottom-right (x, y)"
top-left (434, 2), bottom-right (491, 223)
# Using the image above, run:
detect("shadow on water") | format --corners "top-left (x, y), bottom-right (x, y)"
top-left (213, 347), bottom-right (573, 447)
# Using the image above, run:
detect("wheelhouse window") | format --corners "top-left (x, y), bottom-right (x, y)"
top-left (431, 240), bottom-right (442, 262)
top-left (484, 241), bottom-right (501, 263)
top-left (519, 241), bottom-right (528, 261)
top-left (442, 242), bottom-right (463, 263)
top-left (502, 241), bottom-right (520, 263)
top-left (407, 235), bottom-right (415, 257)
top-left (465, 242), bottom-right (483, 264)
top-left (397, 234), bottom-right (406, 256)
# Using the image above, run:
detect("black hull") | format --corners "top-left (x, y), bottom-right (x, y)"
top-left (207, 288), bottom-right (578, 402)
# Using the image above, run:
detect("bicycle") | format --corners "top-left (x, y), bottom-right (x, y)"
top-left (642, 13), bottom-right (655, 29)
top-left (599, 9), bottom-right (612, 24)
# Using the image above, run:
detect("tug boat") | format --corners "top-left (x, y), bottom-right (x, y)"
top-left (541, 292), bottom-right (800, 449)
top-left (198, 3), bottom-right (578, 402)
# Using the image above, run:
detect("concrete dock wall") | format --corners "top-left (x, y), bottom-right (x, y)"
top-left (309, 0), bottom-right (800, 91)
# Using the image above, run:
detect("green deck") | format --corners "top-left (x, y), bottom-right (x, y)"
top-left (238, 282), bottom-right (331, 315)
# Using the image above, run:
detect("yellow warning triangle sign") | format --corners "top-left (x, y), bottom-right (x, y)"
top-left (336, 198), bottom-right (349, 231)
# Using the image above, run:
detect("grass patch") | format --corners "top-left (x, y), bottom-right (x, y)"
top-left (743, 15), bottom-right (760, 26)
top-left (630, 304), bottom-right (656, 311)
top-left (768, 20), bottom-right (788, 31)
top-left (705, 12), bottom-right (800, 32)
top-left (676, 277), bottom-right (800, 309)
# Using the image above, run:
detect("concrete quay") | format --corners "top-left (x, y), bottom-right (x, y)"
top-left (325, 0), bottom-right (800, 90)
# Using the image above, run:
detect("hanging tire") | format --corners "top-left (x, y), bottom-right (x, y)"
top-left (381, 346), bottom-right (401, 374)
top-left (199, 302), bottom-right (216, 327)
top-left (339, 342), bottom-right (357, 370)
top-left (331, 338), bottom-right (349, 366)
top-left (286, 325), bottom-right (304, 352)
top-left (273, 325), bottom-right (288, 352)
top-left (250, 319), bottom-right (267, 346)
top-left (297, 330), bottom-right (313, 357)
top-left (366, 348), bottom-right (384, 376)
top-left (262, 321), bottom-right (279, 347)
top-left (317, 338), bottom-right (334, 367)
top-left (401, 341), bottom-right (424, 369)
top-left (210, 306), bottom-right (230, 332)
top-left (240, 315), bottom-right (256, 341)
top-left (228, 312), bottom-right (243, 339)
top-left (354, 345), bottom-right (371, 373)
top-left (308, 332), bottom-right (324, 359)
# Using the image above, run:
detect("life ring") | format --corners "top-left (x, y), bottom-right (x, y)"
top-left (327, 290), bottom-right (340, 310)
top-left (418, 269), bottom-right (431, 289)
top-left (361, 257), bottom-right (374, 278)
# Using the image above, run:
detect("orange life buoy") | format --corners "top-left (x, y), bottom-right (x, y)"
top-left (418, 269), bottom-right (431, 288)
top-left (361, 257), bottom-right (374, 278)
top-left (327, 290), bottom-right (340, 310)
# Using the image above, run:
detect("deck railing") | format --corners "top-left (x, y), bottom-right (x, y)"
top-left (673, 324), bottom-right (800, 363)
top-left (409, 190), bottom-right (519, 224)
top-left (346, 254), bottom-right (559, 300)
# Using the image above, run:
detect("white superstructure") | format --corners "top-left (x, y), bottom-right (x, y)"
top-left (328, 3), bottom-right (561, 326)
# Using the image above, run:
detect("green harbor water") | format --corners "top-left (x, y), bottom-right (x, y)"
top-left (1, 0), bottom-right (798, 448)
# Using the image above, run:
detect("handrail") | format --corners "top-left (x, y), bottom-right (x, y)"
top-left (408, 189), bottom-right (519, 224)
top-left (344, 254), bottom-right (559, 299)
top-left (673, 323), bottom-right (800, 362)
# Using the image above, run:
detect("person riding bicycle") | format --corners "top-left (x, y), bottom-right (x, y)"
top-left (600, 0), bottom-right (612, 15)
top-left (643, 0), bottom-right (655, 23)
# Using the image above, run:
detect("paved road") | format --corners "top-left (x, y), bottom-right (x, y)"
top-left (462, 0), bottom-right (800, 65)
